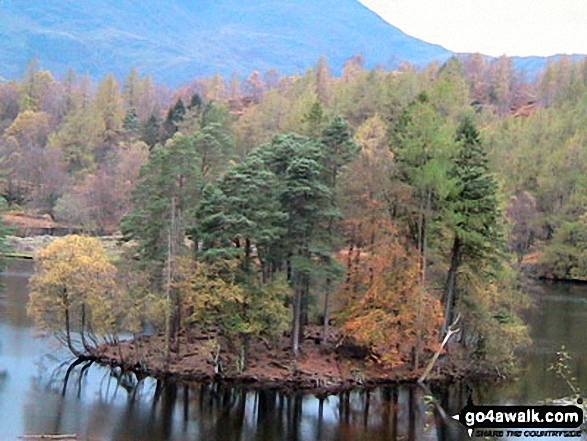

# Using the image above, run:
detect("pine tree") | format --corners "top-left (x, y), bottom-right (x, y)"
top-left (442, 117), bottom-right (502, 333)
top-left (123, 107), bottom-right (140, 138)
top-left (280, 149), bottom-right (333, 355)
top-left (188, 93), bottom-right (203, 110)
top-left (164, 99), bottom-right (186, 136)
top-left (318, 116), bottom-right (359, 342)
top-left (302, 101), bottom-right (325, 138)
top-left (141, 114), bottom-right (162, 149)
top-left (196, 158), bottom-right (286, 273)
top-left (198, 133), bottom-right (336, 356)
top-left (121, 134), bottom-right (204, 357)
top-left (121, 135), bottom-right (202, 265)
top-left (320, 116), bottom-right (360, 189)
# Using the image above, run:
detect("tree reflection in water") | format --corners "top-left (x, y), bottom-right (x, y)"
top-left (39, 359), bottom-right (471, 441)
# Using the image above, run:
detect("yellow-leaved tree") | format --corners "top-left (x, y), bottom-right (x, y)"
top-left (175, 257), bottom-right (290, 372)
top-left (28, 235), bottom-right (118, 356)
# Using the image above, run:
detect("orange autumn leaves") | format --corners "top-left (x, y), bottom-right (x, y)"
top-left (338, 222), bottom-right (444, 368)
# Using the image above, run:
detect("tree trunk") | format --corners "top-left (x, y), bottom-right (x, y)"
top-left (62, 288), bottom-right (81, 357)
top-left (164, 197), bottom-right (176, 363)
top-left (322, 278), bottom-right (331, 345)
top-left (299, 273), bottom-right (309, 342)
top-left (413, 192), bottom-right (431, 369)
top-left (64, 306), bottom-right (80, 357)
top-left (286, 255), bottom-right (292, 282)
top-left (258, 251), bottom-right (268, 283)
top-left (291, 276), bottom-right (302, 357)
top-left (80, 304), bottom-right (93, 353)
top-left (344, 226), bottom-right (355, 291)
top-left (443, 236), bottom-right (461, 336)
top-left (245, 238), bottom-right (251, 264)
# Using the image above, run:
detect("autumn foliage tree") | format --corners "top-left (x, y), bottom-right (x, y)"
top-left (27, 235), bottom-right (118, 356)
top-left (339, 223), bottom-right (444, 368)
top-left (175, 258), bottom-right (289, 370)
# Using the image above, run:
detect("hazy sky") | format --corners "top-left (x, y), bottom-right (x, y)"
top-left (359, 0), bottom-right (587, 57)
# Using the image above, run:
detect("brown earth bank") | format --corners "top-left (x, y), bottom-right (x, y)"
top-left (2, 212), bottom-right (86, 236)
top-left (4, 212), bottom-right (59, 229)
top-left (94, 326), bottom-right (485, 395)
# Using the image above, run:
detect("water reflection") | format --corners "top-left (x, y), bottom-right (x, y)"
top-left (32, 367), bottom-right (471, 441)
top-left (0, 259), bottom-right (586, 440)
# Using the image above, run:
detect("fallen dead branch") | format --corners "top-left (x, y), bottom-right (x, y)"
top-left (418, 314), bottom-right (461, 383)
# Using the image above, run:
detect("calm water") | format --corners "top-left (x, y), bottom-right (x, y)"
top-left (0, 259), bottom-right (585, 441)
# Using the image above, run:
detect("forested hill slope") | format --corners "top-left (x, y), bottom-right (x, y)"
top-left (0, 0), bottom-right (452, 85)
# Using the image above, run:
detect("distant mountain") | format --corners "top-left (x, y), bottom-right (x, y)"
top-left (0, 0), bottom-right (453, 85)
top-left (512, 54), bottom-right (586, 78)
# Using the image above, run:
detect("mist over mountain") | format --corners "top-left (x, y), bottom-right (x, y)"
top-left (0, 0), bottom-right (453, 85)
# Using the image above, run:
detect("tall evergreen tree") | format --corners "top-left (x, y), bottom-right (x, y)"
top-left (197, 133), bottom-right (335, 355)
top-left (121, 135), bottom-right (202, 265)
top-left (196, 157), bottom-right (286, 273)
top-left (188, 93), bottom-right (203, 110)
top-left (320, 116), bottom-right (360, 189)
top-left (123, 107), bottom-right (140, 138)
top-left (121, 134), bottom-right (204, 357)
top-left (279, 146), bottom-right (333, 355)
top-left (164, 98), bottom-right (186, 136)
top-left (392, 93), bottom-right (455, 281)
top-left (318, 116), bottom-right (359, 342)
top-left (442, 117), bottom-right (502, 333)
top-left (141, 114), bottom-right (163, 149)
top-left (302, 101), bottom-right (325, 138)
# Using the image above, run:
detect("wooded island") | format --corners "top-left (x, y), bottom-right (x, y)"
top-left (2, 54), bottom-right (584, 388)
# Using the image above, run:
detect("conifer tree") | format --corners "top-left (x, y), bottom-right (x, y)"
top-left (315, 56), bottom-right (331, 105)
top-left (196, 133), bottom-right (335, 355)
top-left (164, 98), bottom-right (186, 136)
top-left (20, 57), bottom-right (40, 111)
top-left (141, 114), bottom-right (163, 149)
top-left (302, 101), bottom-right (325, 138)
top-left (392, 93), bottom-right (455, 281)
top-left (96, 74), bottom-right (124, 140)
top-left (442, 117), bottom-right (502, 333)
top-left (318, 116), bottom-right (359, 342)
top-left (123, 68), bottom-right (142, 109)
top-left (121, 135), bottom-right (202, 265)
top-left (188, 93), bottom-right (203, 110)
top-left (121, 134), bottom-right (204, 357)
top-left (320, 116), bottom-right (360, 189)
top-left (123, 107), bottom-right (140, 138)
